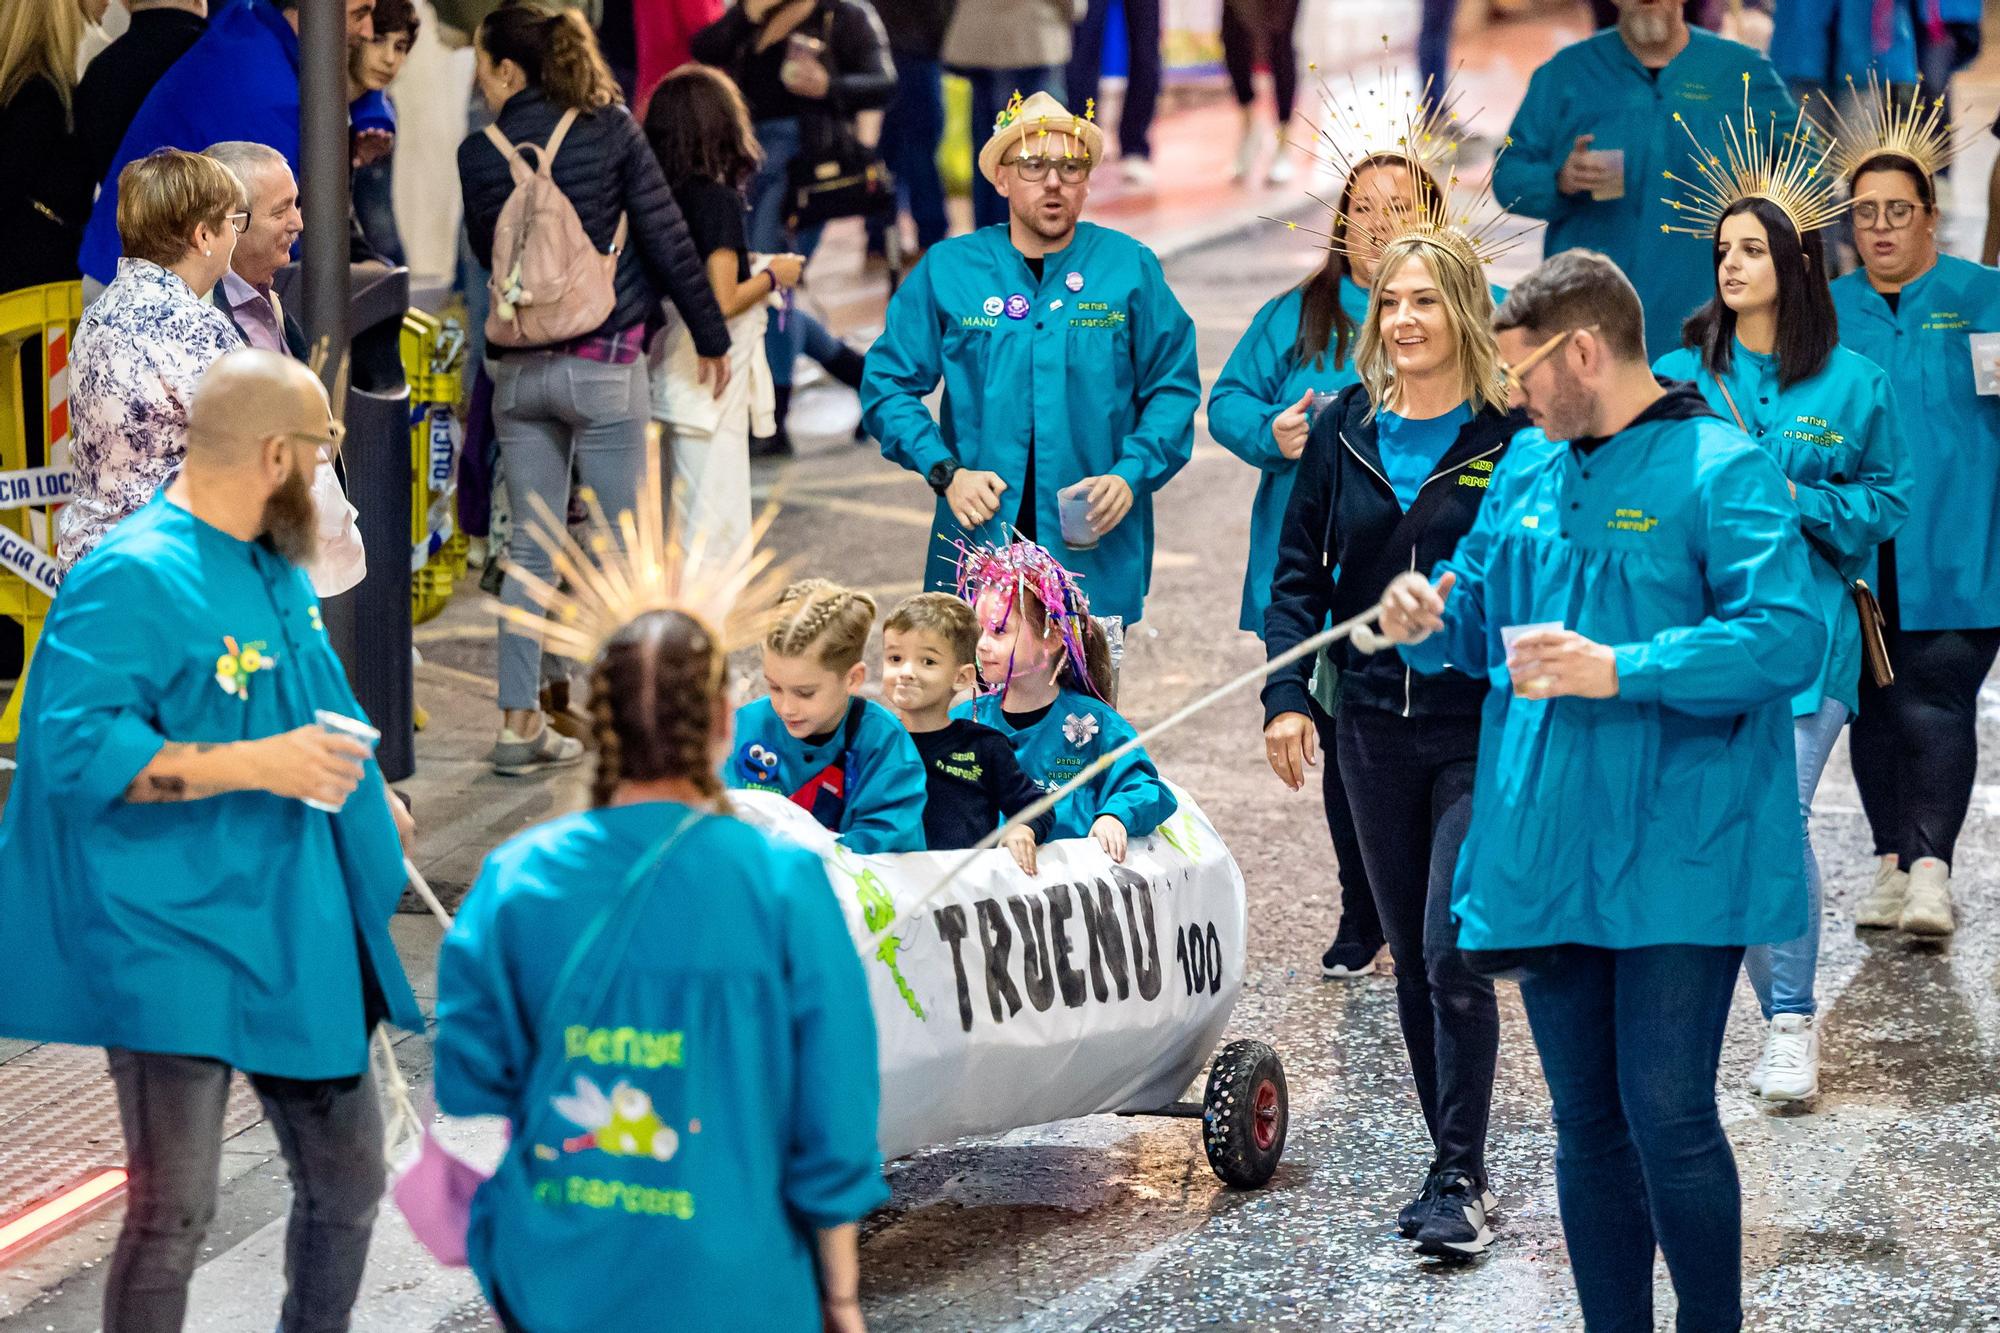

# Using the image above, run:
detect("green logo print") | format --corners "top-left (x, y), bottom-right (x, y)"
top-left (831, 846), bottom-right (926, 1020)
top-left (1155, 812), bottom-right (1202, 860)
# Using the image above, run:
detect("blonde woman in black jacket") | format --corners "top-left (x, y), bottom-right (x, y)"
top-left (1261, 229), bottom-right (1525, 1262)
top-left (458, 2), bottom-right (730, 777)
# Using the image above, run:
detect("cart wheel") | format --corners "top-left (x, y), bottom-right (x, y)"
top-left (1202, 1039), bottom-right (1287, 1189)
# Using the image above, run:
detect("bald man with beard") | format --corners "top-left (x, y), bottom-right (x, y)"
top-left (0, 349), bottom-right (424, 1331)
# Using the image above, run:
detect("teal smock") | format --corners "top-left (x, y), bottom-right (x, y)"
top-left (0, 497), bottom-right (423, 1079)
top-left (1399, 403), bottom-right (1827, 950)
top-left (1654, 342), bottom-right (1910, 716)
top-left (1207, 280), bottom-right (1369, 633)
top-left (1832, 255), bottom-right (2000, 630)
top-left (1768, 0), bottom-right (1917, 89)
top-left (435, 803), bottom-right (886, 1333)
top-left (955, 686), bottom-right (1177, 840)
top-left (861, 222), bottom-right (1201, 624)
top-left (725, 696), bottom-right (928, 853)
top-left (1494, 30), bottom-right (1793, 358)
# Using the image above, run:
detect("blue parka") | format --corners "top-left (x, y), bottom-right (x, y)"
top-left (726, 696), bottom-right (929, 853)
top-left (1494, 30), bottom-right (1793, 358)
top-left (1831, 255), bottom-right (2000, 630)
top-left (1400, 386), bottom-right (1827, 951)
top-left (1655, 342), bottom-right (1909, 716)
top-left (0, 497), bottom-right (424, 1078)
top-left (956, 686), bottom-right (1176, 840)
top-left (861, 222), bottom-right (1201, 624)
top-left (1768, 0), bottom-right (1918, 90)
top-left (435, 803), bottom-right (887, 1333)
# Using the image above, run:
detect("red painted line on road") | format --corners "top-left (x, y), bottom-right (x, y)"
top-left (0, 1168), bottom-right (127, 1262)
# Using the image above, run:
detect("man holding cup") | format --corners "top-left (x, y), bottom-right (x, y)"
top-left (862, 90), bottom-right (1201, 630)
top-left (0, 348), bottom-right (422, 1330)
top-left (1493, 0), bottom-right (1792, 357)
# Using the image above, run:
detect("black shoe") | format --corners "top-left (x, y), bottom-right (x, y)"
top-left (1397, 1169), bottom-right (1441, 1239)
top-left (1321, 935), bottom-right (1383, 979)
top-left (749, 431), bottom-right (793, 459)
top-left (824, 344), bottom-right (867, 392)
top-left (1415, 1171), bottom-right (1494, 1259)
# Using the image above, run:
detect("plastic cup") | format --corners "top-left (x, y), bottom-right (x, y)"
top-left (1501, 622), bottom-right (1565, 657)
top-left (308, 708), bottom-right (380, 813)
top-left (1970, 332), bottom-right (2000, 396)
top-left (1308, 390), bottom-right (1339, 425)
top-left (1588, 149), bottom-right (1625, 202)
top-left (1058, 482), bottom-right (1099, 551)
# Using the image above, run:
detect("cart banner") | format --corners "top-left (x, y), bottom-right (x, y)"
top-left (0, 465), bottom-right (72, 511)
top-left (732, 786), bottom-right (1247, 1159)
top-left (0, 527), bottom-right (61, 596)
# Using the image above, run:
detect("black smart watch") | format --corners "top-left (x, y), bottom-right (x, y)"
top-left (927, 459), bottom-right (961, 497)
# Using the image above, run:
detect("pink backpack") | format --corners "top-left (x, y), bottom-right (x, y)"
top-left (483, 108), bottom-right (629, 348)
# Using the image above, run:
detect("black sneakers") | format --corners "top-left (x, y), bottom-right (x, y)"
top-left (1397, 1170), bottom-right (1442, 1238)
top-left (1415, 1171), bottom-right (1495, 1259)
top-left (1320, 934), bottom-right (1383, 979)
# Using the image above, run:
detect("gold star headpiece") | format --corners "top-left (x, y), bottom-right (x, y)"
top-left (493, 434), bottom-right (788, 666)
top-left (1661, 74), bottom-right (1847, 238)
top-left (1268, 43), bottom-right (1535, 271)
top-left (1810, 72), bottom-right (1978, 185)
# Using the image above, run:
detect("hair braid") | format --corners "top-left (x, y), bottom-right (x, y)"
top-left (588, 669), bottom-right (625, 809)
top-left (766, 578), bottom-right (877, 672)
top-left (586, 610), bottom-right (726, 807)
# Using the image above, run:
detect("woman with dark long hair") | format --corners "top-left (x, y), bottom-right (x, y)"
top-left (1655, 192), bottom-right (1909, 1103)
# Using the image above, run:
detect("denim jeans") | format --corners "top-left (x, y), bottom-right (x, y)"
top-left (1745, 697), bottom-right (1847, 1018)
top-left (491, 353), bottom-right (649, 709)
top-left (104, 1048), bottom-right (385, 1333)
top-left (867, 52), bottom-right (949, 251)
top-left (1336, 706), bottom-right (1498, 1186)
top-left (954, 65), bottom-right (1066, 229)
top-left (1417, 0), bottom-right (1458, 101)
top-left (1518, 944), bottom-right (1746, 1333)
top-left (745, 115), bottom-right (841, 392)
top-left (1066, 0), bottom-right (1160, 159)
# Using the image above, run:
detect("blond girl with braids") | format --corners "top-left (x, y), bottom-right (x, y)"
top-left (726, 578), bottom-right (930, 852)
top-left (437, 608), bottom-right (886, 1332)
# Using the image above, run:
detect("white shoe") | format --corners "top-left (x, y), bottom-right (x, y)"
top-left (1232, 121), bottom-right (1267, 183)
top-left (1757, 1013), bottom-right (1819, 1103)
top-left (1854, 861), bottom-right (1908, 928)
top-left (1900, 857), bottom-right (1955, 936)
top-left (1265, 150), bottom-right (1296, 185)
top-left (1118, 156), bottom-right (1155, 189)
top-left (1747, 1044), bottom-right (1768, 1097)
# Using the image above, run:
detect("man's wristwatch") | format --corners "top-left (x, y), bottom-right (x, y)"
top-left (927, 459), bottom-right (960, 497)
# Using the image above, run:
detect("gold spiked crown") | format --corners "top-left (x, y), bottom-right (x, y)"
top-left (1811, 72), bottom-right (1977, 185)
top-left (1271, 45), bottom-right (1535, 272)
top-left (1661, 73), bottom-right (1848, 238)
top-left (492, 436), bottom-right (789, 668)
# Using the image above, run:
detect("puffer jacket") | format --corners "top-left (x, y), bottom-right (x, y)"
top-left (458, 87), bottom-right (729, 357)
top-left (689, 0), bottom-right (896, 121)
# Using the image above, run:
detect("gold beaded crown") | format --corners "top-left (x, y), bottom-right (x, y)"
top-left (492, 436), bottom-right (788, 665)
top-left (1272, 50), bottom-right (1534, 271)
top-left (1661, 74), bottom-right (1847, 238)
top-left (1811, 72), bottom-right (1976, 184)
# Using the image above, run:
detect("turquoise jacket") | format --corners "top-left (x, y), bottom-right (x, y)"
top-left (1655, 342), bottom-right (1909, 716)
top-left (1768, 0), bottom-right (1917, 88)
top-left (861, 222), bottom-right (1201, 624)
top-left (1493, 30), bottom-right (1793, 359)
top-left (1399, 391), bottom-right (1826, 950)
top-left (725, 696), bottom-right (928, 854)
top-left (435, 803), bottom-right (887, 1333)
top-left (0, 498), bottom-right (424, 1078)
top-left (1207, 280), bottom-right (1369, 634)
top-left (1832, 256), bottom-right (2000, 630)
top-left (955, 687), bottom-right (1176, 840)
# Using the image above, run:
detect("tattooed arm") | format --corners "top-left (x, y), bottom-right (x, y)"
top-left (122, 727), bottom-right (373, 806)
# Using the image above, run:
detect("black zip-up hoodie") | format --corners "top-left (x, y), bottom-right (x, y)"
top-left (1262, 383), bottom-right (1529, 724)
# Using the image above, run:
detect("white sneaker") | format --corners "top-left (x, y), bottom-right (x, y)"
top-left (1757, 1014), bottom-right (1819, 1103)
top-left (1747, 1044), bottom-right (1769, 1097)
top-left (1118, 156), bottom-right (1155, 189)
top-left (1232, 121), bottom-right (1267, 183)
top-left (1854, 861), bottom-right (1908, 928)
top-left (1265, 150), bottom-right (1296, 185)
top-left (1900, 857), bottom-right (1955, 936)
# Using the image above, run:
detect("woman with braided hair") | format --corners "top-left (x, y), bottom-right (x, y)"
top-left (725, 578), bottom-right (930, 851)
top-left (436, 607), bottom-right (887, 1333)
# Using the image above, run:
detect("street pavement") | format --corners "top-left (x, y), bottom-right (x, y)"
top-left (8, 10), bottom-right (2000, 1330)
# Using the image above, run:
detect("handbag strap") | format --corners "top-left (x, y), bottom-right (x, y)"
top-left (1711, 374), bottom-right (1856, 585)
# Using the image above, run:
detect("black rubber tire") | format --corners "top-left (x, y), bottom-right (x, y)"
top-left (1202, 1039), bottom-right (1288, 1189)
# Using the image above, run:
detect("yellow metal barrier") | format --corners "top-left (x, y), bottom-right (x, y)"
top-left (0, 282), bottom-right (84, 744)
top-left (400, 308), bottom-right (468, 626)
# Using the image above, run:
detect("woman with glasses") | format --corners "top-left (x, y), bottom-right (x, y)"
top-left (1261, 191), bottom-right (1526, 1258)
top-left (1830, 133), bottom-right (2000, 947)
top-left (1655, 188), bottom-right (1910, 1103)
top-left (61, 148), bottom-right (246, 573)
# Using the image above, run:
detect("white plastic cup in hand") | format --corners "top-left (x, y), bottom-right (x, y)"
top-left (309, 709), bottom-right (380, 812)
top-left (1970, 332), bottom-right (2000, 396)
top-left (1058, 482), bottom-right (1098, 551)
top-left (1501, 622), bottom-right (1565, 657)
top-left (1588, 149), bottom-right (1625, 201)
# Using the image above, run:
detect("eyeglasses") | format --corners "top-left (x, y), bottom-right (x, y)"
top-left (284, 422), bottom-right (346, 457)
top-left (1499, 324), bottom-right (1599, 396)
top-left (1006, 155), bottom-right (1091, 184)
top-left (1853, 199), bottom-right (1920, 230)
top-left (224, 211), bottom-right (251, 234)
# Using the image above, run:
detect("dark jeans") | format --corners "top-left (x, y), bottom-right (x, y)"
top-left (1517, 945), bottom-right (1746, 1333)
top-left (1417, 0), bottom-right (1458, 99)
top-left (1336, 706), bottom-right (1497, 1186)
top-left (1219, 0), bottom-right (1301, 124)
top-left (867, 51), bottom-right (949, 252)
top-left (1311, 701), bottom-right (1383, 950)
top-left (1065, 0), bottom-right (1160, 160)
top-left (955, 65), bottom-right (1065, 229)
top-left (104, 1048), bottom-right (386, 1333)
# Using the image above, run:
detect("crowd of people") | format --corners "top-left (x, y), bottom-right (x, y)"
top-left (1, 0), bottom-right (1999, 1331)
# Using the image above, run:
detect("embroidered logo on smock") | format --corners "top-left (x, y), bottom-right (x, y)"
top-left (1923, 310), bottom-right (1970, 331)
top-left (552, 1075), bottom-right (681, 1162)
top-left (1782, 414), bottom-right (1845, 448)
top-left (1063, 713), bottom-right (1100, 746)
top-left (215, 636), bottom-right (276, 700)
top-left (1457, 459), bottom-right (1495, 488)
top-left (1606, 507), bottom-right (1661, 533)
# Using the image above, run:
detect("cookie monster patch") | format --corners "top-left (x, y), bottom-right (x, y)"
top-left (736, 741), bottom-right (782, 786)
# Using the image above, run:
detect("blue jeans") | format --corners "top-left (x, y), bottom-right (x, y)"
top-left (1518, 944), bottom-right (1746, 1333)
top-left (1745, 697), bottom-right (1847, 1018)
top-left (954, 65), bottom-right (1065, 229)
top-left (1418, 0), bottom-right (1459, 98)
top-left (1066, 0), bottom-right (1160, 159)
top-left (867, 52), bottom-right (949, 251)
top-left (747, 116), bottom-right (838, 391)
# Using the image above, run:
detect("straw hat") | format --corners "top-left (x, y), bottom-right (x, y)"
top-left (977, 90), bottom-right (1106, 188)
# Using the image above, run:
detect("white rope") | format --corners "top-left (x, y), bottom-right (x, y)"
top-left (378, 857), bottom-right (453, 1165)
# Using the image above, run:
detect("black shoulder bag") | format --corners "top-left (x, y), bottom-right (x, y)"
top-left (783, 9), bottom-right (897, 232)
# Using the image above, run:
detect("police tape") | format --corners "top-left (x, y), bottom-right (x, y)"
top-left (0, 526), bottom-right (62, 597)
top-left (0, 465), bottom-right (73, 512)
